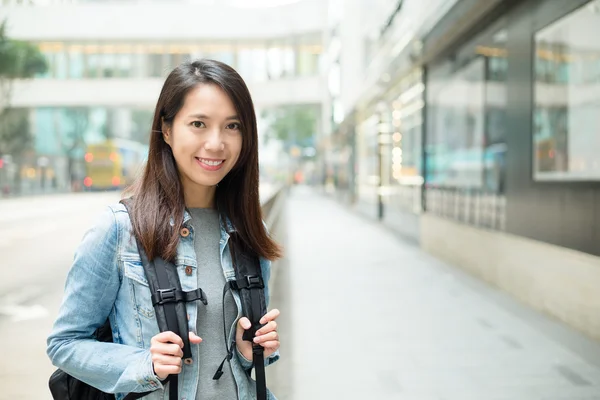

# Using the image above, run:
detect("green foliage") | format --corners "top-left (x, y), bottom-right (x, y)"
top-left (0, 19), bottom-right (48, 159)
top-left (0, 108), bottom-right (32, 156)
top-left (0, 20), bottom-right (47, 80)
top-left (262, 105), bottom-right (319, 149)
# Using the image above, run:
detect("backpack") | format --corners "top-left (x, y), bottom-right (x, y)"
top-left (49, 198), bottom-right (269, 400)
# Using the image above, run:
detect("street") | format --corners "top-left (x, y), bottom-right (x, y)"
top-left (0, 191), bottom-right (122, 400)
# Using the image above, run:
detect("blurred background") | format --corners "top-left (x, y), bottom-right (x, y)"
top-left (2, 0), bottom-right (600, 399)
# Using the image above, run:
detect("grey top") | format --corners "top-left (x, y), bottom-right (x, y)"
top-left (188, 208), bottom-right (239, 400)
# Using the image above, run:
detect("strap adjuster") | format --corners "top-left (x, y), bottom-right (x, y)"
top-left (155, 288), bottom-right (177, 305)
top-left (246, 275), bottom-right (263, 288)
top-left (229, 275), bottom-right (264, 291)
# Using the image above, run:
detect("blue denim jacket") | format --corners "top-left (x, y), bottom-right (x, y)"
top-left (47, 203), bottom-right (279, 400)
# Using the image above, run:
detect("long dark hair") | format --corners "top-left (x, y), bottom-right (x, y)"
top-left (126, 59), bottom-right (281, 262)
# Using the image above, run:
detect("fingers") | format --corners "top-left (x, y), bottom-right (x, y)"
top-left (253, 330), bottom-right (278, 344)
top-left (152, 342), bottom-right (184, 358)
top-left (259, 309), bottom-right (280, 325)
top-left (152, 354), bottom-right (183, 380)
top-left (151, 331), bottom-right (185, 380)
top-left (238, 317), bottom-right (252, 330)
top-left (256, 321), bottom-right (277, 336)
top-left (189, 331), bottom-right (202, 344)
top-left (151, 331), bottom-right (184, 348)
top-left (152, 353), bottom-right (183, 368)
top-left (259, 340), bottom-right (280, 351)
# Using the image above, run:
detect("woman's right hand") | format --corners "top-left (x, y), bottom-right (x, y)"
top-left (150, 331), bottom-right (202, 380)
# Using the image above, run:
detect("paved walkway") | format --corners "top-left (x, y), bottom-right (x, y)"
top-left (268, 186), bottom-right (600, 400)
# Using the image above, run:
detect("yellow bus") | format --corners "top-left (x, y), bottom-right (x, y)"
top-left (83, 139), bottom-right (148, 191)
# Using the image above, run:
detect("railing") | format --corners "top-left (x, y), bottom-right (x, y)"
top-left (259, 183), bottom-right (287, 283)
top-left (425, 187), bottom-right (506, 231)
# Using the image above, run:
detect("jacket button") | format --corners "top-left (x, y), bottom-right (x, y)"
top-left (185, 266), bottom-right (193, 275)
top-left (180, 227), bottom-right (190, 237)
top-left (184, 358), bottom-right (193, 365)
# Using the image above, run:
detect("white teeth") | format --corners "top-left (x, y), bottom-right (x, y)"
top-left (198, 158), bottom-right (223, 167)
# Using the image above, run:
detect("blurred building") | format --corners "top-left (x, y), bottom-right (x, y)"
top-left (323, 0), bottom-right (600, 342)
top-left (0, 0), bottom-right (326, 193)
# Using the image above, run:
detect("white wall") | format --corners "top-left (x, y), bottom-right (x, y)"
top-left (421, 213), bottom-right (600, 342)
top-left (338, 0), bottom-right (366, 114)
top-left (0, 0), bottom-right (327, 40)
top-left (10, 76), bottom-right (324, 108)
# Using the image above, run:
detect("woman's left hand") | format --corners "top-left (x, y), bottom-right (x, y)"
top-left (236, 309), bottom-right (280, 362)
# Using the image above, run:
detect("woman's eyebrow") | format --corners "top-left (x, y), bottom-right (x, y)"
top-left (188, 113), bottom-right (239, 121)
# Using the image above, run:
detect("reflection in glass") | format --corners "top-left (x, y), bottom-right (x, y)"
top-left (55, 52), bottom-right (68, 79)
top-left (533, 0), bottom-right (600, 181)
top-left (87, 53), bottom-right (101, 78)
top-left (425, 24), bottom-right (508, 193)
top-left (32, 38), bottom-right (322, 81)
top-left (426, 57), bottom-right (486, 188)
top-left (68, 52), bottom-right (84, 79)
top-left (237, 46), bottom-right (267, 82)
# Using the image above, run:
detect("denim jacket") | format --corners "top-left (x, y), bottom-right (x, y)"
top-left (47, 203), bottom-right (279, 400)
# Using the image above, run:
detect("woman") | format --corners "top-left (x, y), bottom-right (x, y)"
top-left (47, 59), bottom-right (282, 400)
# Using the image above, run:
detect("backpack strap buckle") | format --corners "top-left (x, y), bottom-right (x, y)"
top-left (245, 275), bottom-right (264, 289)
top-left (152, 288), bottom-right (177, 305)
top-left (229, 275), bottom-right (264, 291)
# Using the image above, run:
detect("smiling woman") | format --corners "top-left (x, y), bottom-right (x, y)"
top-left (47, 59), bottom-right (282, 400)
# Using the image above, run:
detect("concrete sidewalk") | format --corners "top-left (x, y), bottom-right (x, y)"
top-left (268, 186), bottom-right (600, 400)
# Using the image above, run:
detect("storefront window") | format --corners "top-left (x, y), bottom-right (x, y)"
top-left (426, 22), bottom-right (508, 193)
top-left (426, 57), bottom-right (486, 188)
top-left (391, 69), bottom-right (424, 183)
top-left (533, 0), bottom-right (600, 181)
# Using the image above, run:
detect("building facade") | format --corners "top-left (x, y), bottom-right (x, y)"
top-left (327, 0), bottom-right (600, 341)
top-left (0, 0), bottom-right (327, 194)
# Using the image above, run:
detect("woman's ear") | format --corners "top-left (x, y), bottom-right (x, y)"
top-left (161, 118), bottom-right (171, 145)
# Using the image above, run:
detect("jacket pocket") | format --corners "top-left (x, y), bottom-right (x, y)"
top-left (123, 261), bottom-right (154, 319)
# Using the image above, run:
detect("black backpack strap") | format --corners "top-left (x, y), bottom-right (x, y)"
top-left (228, 231), bottom-right (268, 400)
top-left (120, 198), bottom-right (206, 400)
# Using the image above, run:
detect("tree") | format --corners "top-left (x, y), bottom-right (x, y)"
top-left (0, 108), bottom-right (32, 157)
top-left (0, 20), bottom-right (47, 114)
top-left (261, 105), bottom-right (319, 151)
top-left (0, 19), bottom-right (48, 193)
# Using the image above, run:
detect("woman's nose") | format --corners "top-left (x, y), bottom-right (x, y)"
top-left (204, 129), bottom-right (224, 151)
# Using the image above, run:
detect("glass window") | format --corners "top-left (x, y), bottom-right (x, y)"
top-left (54, 52), bottom-right (68, 79)
top-left (115, 53), bottom-right (133, 77)
top-left (87, 53), bottom-right (102, 78)
top-left (203, 44), bottom-right (235, 68)
top-left (68, 51), bottom-right (85, 79)
top-left (37, 52), bottom-right (53, 79)
top-left (533, 0), bottom-right (600, 181)
top-left (426, 57), bottom-right (486, 188)
top-left (297, 36), bottom-right (321, 77)
top-left (237, 46), bottom-right (267, 82)
top-left (425, 22), bottom-right (508, 193)
top-left (266, 41), bottom-right (285, 80)
top-left (102, 54), bottom-right (117, 78)
top-left (392, 69), bottom-right (424, 183)
top-left (148, 54), bottom-right (164, 78)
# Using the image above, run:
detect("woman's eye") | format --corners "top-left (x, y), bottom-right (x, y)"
top-left (191, 121), bottom-right (205, 128)
top-left (227, 122), bottom-right (241, 130)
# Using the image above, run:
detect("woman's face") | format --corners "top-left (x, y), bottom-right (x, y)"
top-left (163, 83), bottom-right (243, 198)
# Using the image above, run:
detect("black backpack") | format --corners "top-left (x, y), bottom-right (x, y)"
top-left (49, 198), bottom-right (269, 400)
